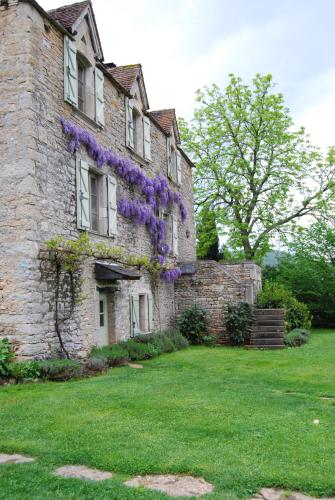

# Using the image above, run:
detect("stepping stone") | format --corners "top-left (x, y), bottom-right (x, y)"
top-left (126, 363), bottom-right (143, 369)
top-left (0, 453), bottom-right (35, 464)
top-left (252, 488), bottom-right (335, 500)
top-left (54, 465), bottom-right (113, 481)
top-left (124, 474), bottom-right (213, 497)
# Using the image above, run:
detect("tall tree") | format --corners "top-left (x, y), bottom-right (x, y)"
top-left (196, 207), bottom-right (220, 260)
top-left (180, 74), bottom-right (335, 260)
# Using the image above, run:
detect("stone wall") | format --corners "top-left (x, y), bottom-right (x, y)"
top-left (0, 0), bottom-right (196, 358)
top-left (175, 261), bottom-right (261, 342)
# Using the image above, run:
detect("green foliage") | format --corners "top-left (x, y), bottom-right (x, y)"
top-left (257, 281), bottom-right (311, 331)
top-left (0, 338), bottom-right (15, 377)
top-left (284, 328), bottom-right (310, 347)
top-left (90, 344), bottom-right (129, 367)
top-left (120, 340), bottom-right (158, 361)
top-left (196, 207), bottom-right (221, 260)
top-left (163, 329), bottom-right (190, 350)
top-left (225, 302), bottom-right (253, 346)
top-left (180, 74), bottom-right (335, 260)
top-left (134, 332), bottom-right (175, 353)
top-left (8, 361), bottom-right (40, 381)
top-left (82, 357), bottom-right (109, 375)
top-left (39, 359), bottom-right (82, 381)
top-left (177, 304), bottom-right (209, 345)
top-left (203, 334), bottom-right (217, 346)
top-left (268, 221), bottom-right (335, 327)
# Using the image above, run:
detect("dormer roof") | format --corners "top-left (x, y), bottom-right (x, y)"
top-left (149, 109), bottom-right (180, 143)
top-left (48, 0), bottom-right (104, 60)
top-left (106, 63), bottom-right (149, 110)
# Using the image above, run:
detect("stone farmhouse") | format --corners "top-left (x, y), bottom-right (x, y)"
top-left (0, 0), bottom-right (260, 358)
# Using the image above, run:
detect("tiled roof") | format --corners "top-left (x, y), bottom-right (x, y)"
top-left (148, 109), bottom-right (176, 135)
top-left (106, 64), bottom-right (141, 93)
top-left (48, 1), bottom-right (90, 31)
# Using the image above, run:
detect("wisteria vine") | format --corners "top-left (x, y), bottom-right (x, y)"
top-left (60, 117), bottom-right (186, 282)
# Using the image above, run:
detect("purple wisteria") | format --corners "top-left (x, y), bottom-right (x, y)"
top-left (61, 117), bottom-right (185, 282)
top-left (60, 117), bottom-right (187, 221)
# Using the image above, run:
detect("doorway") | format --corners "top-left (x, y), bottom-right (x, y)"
top-left (96, 292), bottom-right (109, 347)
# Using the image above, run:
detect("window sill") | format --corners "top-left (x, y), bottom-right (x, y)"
top-left (78, 227), bottom-right (116, 240)
top-left (67, 102), bottom-right (104, 130)
top-left (126, 146), bottom-right (150, 166)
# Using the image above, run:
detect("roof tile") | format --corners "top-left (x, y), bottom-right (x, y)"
top-left (48, 1), bottom-right (90, 31)
top-left (106, 64), bottom-right (141, 93)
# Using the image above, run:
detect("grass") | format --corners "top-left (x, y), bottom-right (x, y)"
top-left (0, 329), bottom-right (335, 499)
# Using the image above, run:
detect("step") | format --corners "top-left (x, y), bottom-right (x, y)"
top-left (255, 319), bottom-right (285, 326)
top-left (252, 331), bottom-right (284, 338)
top-left (254, 309), bottom-right (285, 315)
top-left (247, 344), bottom-right (285, 350)
top-left (254, 325), bottom-right (284, 332)
top-left (251, 337), bottom-right (284, 346)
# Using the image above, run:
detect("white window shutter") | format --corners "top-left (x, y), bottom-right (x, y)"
top-left (143, 116), bottom-right (151, 160)
top-left (130, 294), bottom-right (140, 336)
top-left (147, 294), bottom-right (153, 332)
top-left (172, 214), bottom-right (179, 256)
top-left (107, 175), bottom-right (117, 237)
top-left (125, 97), bottom-right (134, 149)
top-left (167, 136), bottom-right (172, 178)
top-left (95, 67), bottom-right (105, 127)
top-left (176, 150), bottom-right (182, 186)
top-left (76, 160), bottom-right (90, 229)
top-left (64, 35), bottom-right (78, 107)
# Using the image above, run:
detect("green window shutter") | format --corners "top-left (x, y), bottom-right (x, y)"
top-left (147, 294), bottom-right (153, 332)
top-left (143, 115), bottom-right (151, 160)
top-left (130, 294), bottom-right (140, 337)
top-left (64, 35), bottom-right (78, 107)
top-left (76, 160), bottom-right (90, 229)
top-left (95, 67), bottom-right (105, 127)
top-left (176, 151), bottom-right (182, 186)
top-left (125, 97), bottom-right (134, 149)
top-left (167, 136), bottom-right (172, 178)
top-left (172, 214), bottom-right (179, 256)
top-left (107, 175), bottom-right (117, 236)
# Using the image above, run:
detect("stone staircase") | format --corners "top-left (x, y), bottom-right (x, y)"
top-left (249, 309), bottom-right (285, 349)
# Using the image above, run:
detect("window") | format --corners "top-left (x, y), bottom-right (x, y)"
top-left (125, 97), bottom-right (151, 160)
top-left (77, 160), bottom-right (117, 236)
top-left (167, 138), bottom-right (182, 185)
top-left (64, 35), bottom-right (105, 127)
top-left (77, 59), bottom-right (86, 112)
top-left (89, 173), bottom-right (99, 231)
top-left (130, 293), bottom-right (153, 337)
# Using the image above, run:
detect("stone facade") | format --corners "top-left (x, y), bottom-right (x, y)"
top-left (0, 0), bottom-right (261, 358)
top-left (0, 0), bottom-right (196, 358)
top-left (175, 261), bottom-right (261, 342)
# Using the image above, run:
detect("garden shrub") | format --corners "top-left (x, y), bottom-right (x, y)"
top-left (83, 357), bottom-right (109, 375)
top-left (163, 329), bottom-right (189, 350)
top-left (90, 344), bottom-right (129, 367)
top-left (225, 302), bottom-right (253, 346)
top-left (177, 304), bottom-right (208, 344)
top-left (8, 361), bottom-right (40, 381)
top-left (121, 340), bottom-right (158, 361)
top-left (203, 335), bottom-right (217, 347)
top-left (39, 359), bottom-right (82, 381)
top-left (0, 338), bottom-right (15, 377)
top-left (134, 332), bottom-right (175, 354)
top-left (284, 328), bottom-right (309, 347)
top-left (257, 281), bottom-right (311, 331)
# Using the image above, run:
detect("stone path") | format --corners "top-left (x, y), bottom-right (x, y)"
top-left (126, 363), bottom-right (144, 369)
top-left (54, 465), bottom-right (113, 481)
top-left (252, 488), bottom-right (335, 500)
top-left (124, 474), bottom-right (213, 497)
top-left (0, 453), bottom-right (35, 464)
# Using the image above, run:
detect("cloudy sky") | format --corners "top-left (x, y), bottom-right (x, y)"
top-left (40, 0), bottom-right (335, 150)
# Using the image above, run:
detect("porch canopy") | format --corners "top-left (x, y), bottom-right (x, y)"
top-left (95, 261), bottom-right (141, 281)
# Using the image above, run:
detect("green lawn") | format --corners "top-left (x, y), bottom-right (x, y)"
top-left (0, 330), bottom-right (335, 499)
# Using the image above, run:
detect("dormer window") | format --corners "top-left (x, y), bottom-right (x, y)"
top-left (167, 137), bottom-right (182, 185)
top-left (64, 35), bottom-right (105, 127)
top-left (77, 58), bottom-right (86, 112)
top-left (125, 97), bottom-right (151, 160)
